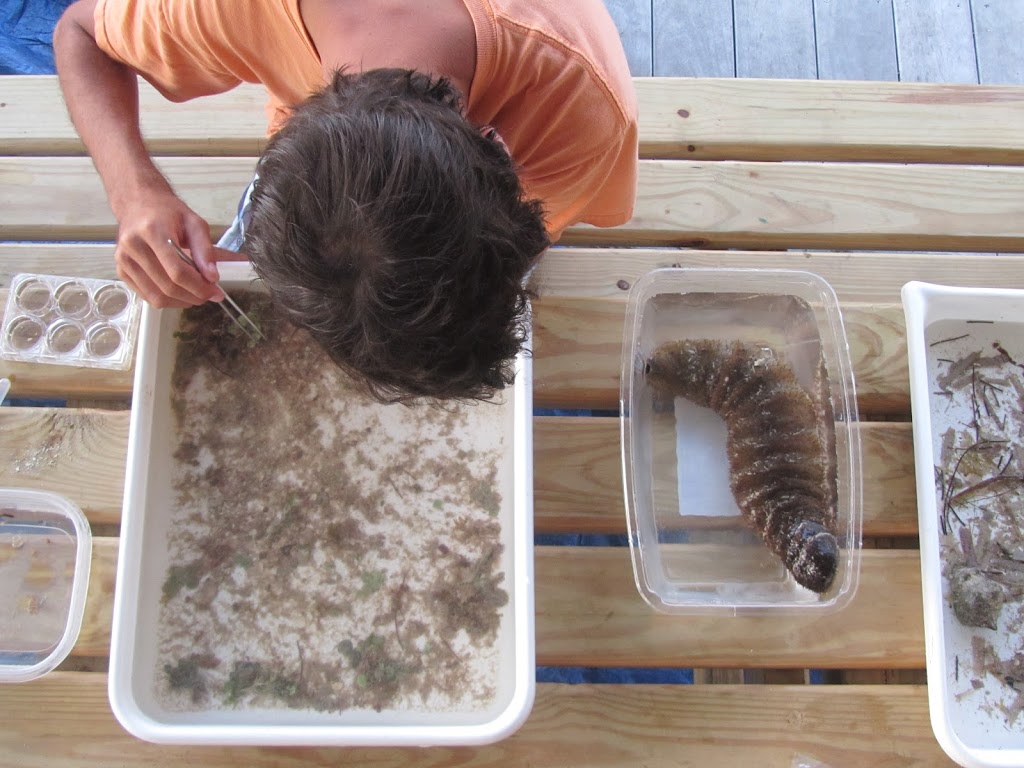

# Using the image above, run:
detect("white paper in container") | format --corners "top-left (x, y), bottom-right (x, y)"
top-left (109, 263), bottom-right (535, 746)
top-left (675, 399), bottom-right (741, 519)
top-left (903, 280), bottom-right (1024, 768)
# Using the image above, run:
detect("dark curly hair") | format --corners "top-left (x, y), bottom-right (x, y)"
top-left (243, 68), bottom-right (549, 402)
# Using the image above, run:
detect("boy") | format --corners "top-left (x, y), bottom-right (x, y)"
top-left (54, 0), bottom-right (637, 400)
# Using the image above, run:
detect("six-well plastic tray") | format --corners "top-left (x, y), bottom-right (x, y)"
top-left (1, 273), bottom-right (141, 370)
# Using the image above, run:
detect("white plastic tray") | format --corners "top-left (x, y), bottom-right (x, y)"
top-left (110, 263), bottom-right (535, 745)
top-left (903, 280), bottom-right (1024, 768)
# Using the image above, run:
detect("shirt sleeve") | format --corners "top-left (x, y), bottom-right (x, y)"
top-left (93, 0), bottom-right (242, 101)
top-left (522, 119), bottom-right (638, 242)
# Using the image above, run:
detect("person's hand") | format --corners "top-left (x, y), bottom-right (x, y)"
top-left (112, 187), bottom-right (226, 308)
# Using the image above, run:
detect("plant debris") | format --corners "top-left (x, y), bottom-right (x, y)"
top-left (156, 292), bottom-right (514, 715)
top-left (929, 324), bottom-right (1024, 729)
top-left (164, 653), bottom-right (220, 704)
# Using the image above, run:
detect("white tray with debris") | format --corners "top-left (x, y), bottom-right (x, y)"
top-left (904, 281), bottom-right (1024, 768)
top-left (110, 263), bottom-right (535, 746)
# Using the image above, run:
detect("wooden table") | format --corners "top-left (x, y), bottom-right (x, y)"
top-left (2, 76), bottom-right (1024, 767)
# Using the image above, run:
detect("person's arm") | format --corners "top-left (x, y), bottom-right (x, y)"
top-left (53, 0), bottom-right (224, 308)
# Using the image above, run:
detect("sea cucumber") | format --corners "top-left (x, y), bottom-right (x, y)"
top-left (645, 339), bottom-right (839, 593)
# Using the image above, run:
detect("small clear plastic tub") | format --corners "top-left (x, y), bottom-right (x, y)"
top-left (0, 488), bottom-right (92, 683)
top-left (620, 268), bottom-right (863, 615)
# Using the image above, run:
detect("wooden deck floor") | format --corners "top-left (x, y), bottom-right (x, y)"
top-left (605, 0), bottom-right (1024, 84)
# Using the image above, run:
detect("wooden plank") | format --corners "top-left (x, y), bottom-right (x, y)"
top-left (971, 0), bottom-right (1024, 86)
top-left (734, 0), bottom-right (817, 79)
top-left (0, 408), bottom-right (129, 526)
top-left (0, 407), bottom-right (918, 535)
top-left (0, 76), bottom-right (267, 156)
top-left (7, 157), bottom-right (1024, 251)
top-left (539, 547), bottom-right (925, 668)
top-left (532, 300), bottom-right (910, 412)
top-left (813, 0), bottom-right (899, 81)
top-left (0, 243), bottom-right (118, 286)
top-left (1, 362), bottom-right (133, 402)
top-left (561, 160), bottom-right (1024, 252)
top-left (6, 246), bottom-right (1020, 411)
top-left (652, 0), bottom-right (736, 77)
top-left (0, 301), bottom-right (911, 412)
top-left (0, 674), bottom-right (953, 767)
top-left (0, 244), bottom-right (969, 409)
top-left (635, 77), bottom-right (1024, 163)
top-left (535, 417), bottom-right (917, 535)
top-left (0, 156), bottom-right (254, 240)
top-left (5, 76), bottom-right (1024, 164)
top-left (0, 297), bottom-right (917, 413)
top-left (75, 539), bottom-right (925, 667)
top-left (893, 0), bottom-right (979, 83)
top-left (8, 243), bottom-right (1024, 304)
top-left (78, 540), bottom-right (118, 659)
top-left (603, 0), bottom-right (653, 77)
top-left (530, 247), bottom-right (1024, 303)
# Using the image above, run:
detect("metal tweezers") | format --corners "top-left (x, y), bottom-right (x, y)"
top-left (166, 239), bottom-right (265, 343)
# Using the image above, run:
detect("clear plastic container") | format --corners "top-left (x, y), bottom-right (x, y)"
top-left (620, 268), bottom-right (862, 615)
top-left (0, 273), bottom-right (141, 370)
top-left (903, 281), bottom-right (1024, 768)
top-left (0, 488), bottom-right (92, 683)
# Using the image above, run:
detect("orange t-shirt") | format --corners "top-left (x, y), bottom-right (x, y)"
top-left (93, 0), bottom-right (638, 240)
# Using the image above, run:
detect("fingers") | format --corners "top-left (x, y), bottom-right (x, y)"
top-left (116, 257), bottom-right (191, 310)
top-left (112, 194), bottom-right (228, 308)
top-left (183, 216), bottom-right (221, 283)
top-left (156, 239), bottom-right (225, 303)
top-left (116, 235), bottom-right (218, 307)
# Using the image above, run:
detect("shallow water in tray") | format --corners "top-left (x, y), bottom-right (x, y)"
top-left (151, 293), bottom-right (517, 718)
